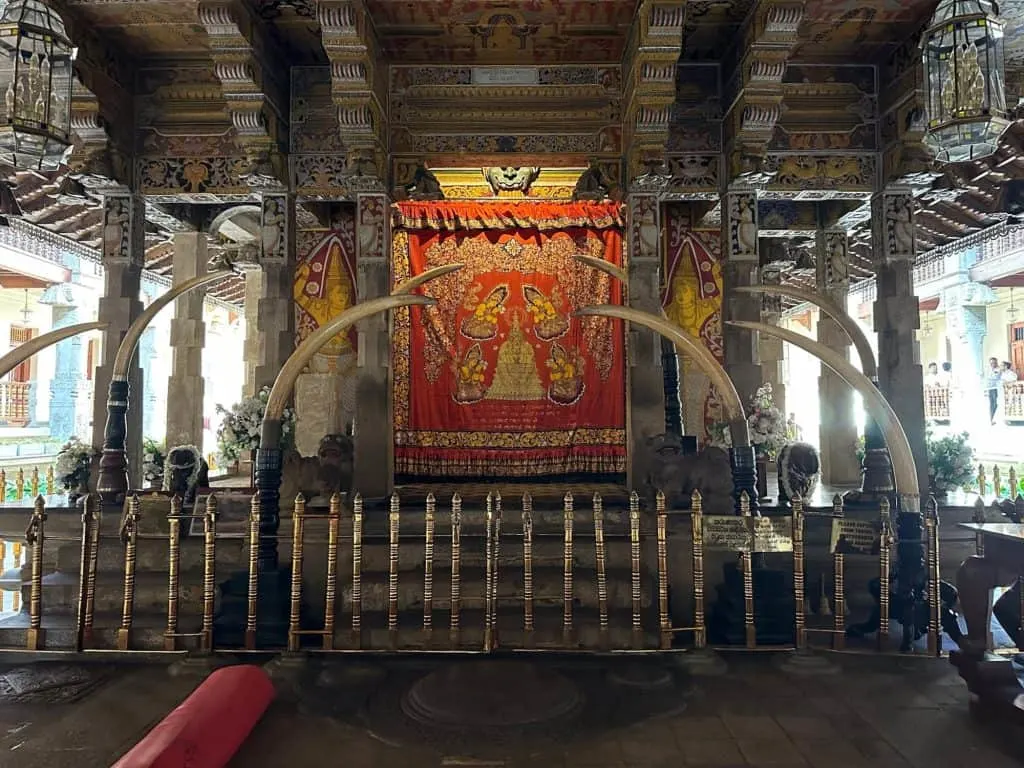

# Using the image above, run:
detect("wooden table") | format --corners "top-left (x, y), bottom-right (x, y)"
top-left (951, 523), bottom-right (1024, 722)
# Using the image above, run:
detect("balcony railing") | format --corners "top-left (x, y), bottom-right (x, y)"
top-left (0, 382), bottom-right (30, 426)
top-left (924, 384), bottom-right (951, 421)
top-left (1005, 382), bottom-right (1024, 422)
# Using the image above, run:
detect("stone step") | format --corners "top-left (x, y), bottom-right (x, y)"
top-left (325, 509), bottom-right (643, 538)
top-left (25, 569), bottom-right (214, 616)
top-left (327, 607), bottom-right (660, 651)
top-left (338, 565), bottom-right (653, 613)
top-left (53, 536), bottom-right (249, 574)
top-left (0, 610), bottom-right (213, 652)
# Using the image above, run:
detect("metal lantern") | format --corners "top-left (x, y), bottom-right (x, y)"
top-left (0, 0), bottom-right (74, 171)
top-left (921, 0), bottom-right (1009, 163)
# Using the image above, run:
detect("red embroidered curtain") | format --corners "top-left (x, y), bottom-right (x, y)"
top-left (392, 201), bottom-right (626, 478)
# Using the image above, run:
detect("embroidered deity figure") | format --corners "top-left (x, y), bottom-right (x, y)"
top-left (485, 311), bottom-right (544, 401)
top-left (523, 284), bottom-right (568, 340)
top-left (546, 343), bottom-right (585, 405)
top-left (454, 343), bottom-right (487, 404)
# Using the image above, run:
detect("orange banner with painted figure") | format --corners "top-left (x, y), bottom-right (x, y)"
top-left (662, 222), bottom-right (725, 444)
top-left (294, 229), bottom-right (357, 364)
top-left (392, 202), bottom-right (626, 478)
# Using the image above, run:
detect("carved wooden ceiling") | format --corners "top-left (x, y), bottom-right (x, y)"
top-left (8, 0), bottom-right (1022, 308)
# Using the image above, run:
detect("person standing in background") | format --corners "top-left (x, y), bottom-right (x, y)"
top-left (986, 357), bottom-right (1001, 424)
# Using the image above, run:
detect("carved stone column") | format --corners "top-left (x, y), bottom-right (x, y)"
top-left (353, 193), bottom-right (392, 498)
top-left (242, 267), bottom-right (263, 398)
top-left (39, 284), bottom-right (83, 444)
top-left (816, 227), bottom-right (860, 486)
top-left (871, 187), bottom-right (928, 497)
top-left (165, 232), bottom-right (208, 449)
top-left (721, 187), bottom-right (762, 405)
top-left (943, 283), bottom-right (996, 431)
top-left (758, 263), bottom-right (786, 418)
top-left (253, 193), bottom-right (296, 393)
top-left (93, 192), bottom-right (145, 497)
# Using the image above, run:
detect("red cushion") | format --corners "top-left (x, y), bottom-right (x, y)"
top-left (113, 664), bottom-right (275, 768)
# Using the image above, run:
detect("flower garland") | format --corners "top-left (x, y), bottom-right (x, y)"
top-left (215, 386), bottom-right (296, 464)
top-left (747, 383), bottom-right (786, 461)
top-left (54, 437), bottom-right (98, 491)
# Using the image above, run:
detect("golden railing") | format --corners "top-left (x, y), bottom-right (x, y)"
top-left (923, 384), bottom-right (950, 421)
top-left (0, 464), bottom-right (57, 502)
top-left (3, 489), bottom-right (950, 659)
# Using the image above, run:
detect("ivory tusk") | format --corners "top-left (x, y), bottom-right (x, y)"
top-left (392, 263), bottom-right (464, 295)
top-left (735, 284), bottom-right (877, 379)
top-left (727, 320), bottom-right (918, 497)
top-left (574, 254), bottom-right (629, 286)
top-left (575, 304), bottom-right (750, 446)
top-left (0, 322), bottom-right (107, 380)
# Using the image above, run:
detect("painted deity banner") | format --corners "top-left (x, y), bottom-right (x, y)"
top-left (294, 227), bottom-right (357, 368)
top-left (662, 215), bottom-right (725, 444)
top-left (392, 200), bottom-right (627, 478)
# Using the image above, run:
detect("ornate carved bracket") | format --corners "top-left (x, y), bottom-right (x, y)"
top-left (722, 2), bottom-right (805, 184)
top-left (199, 0), bottom-right (288, 186)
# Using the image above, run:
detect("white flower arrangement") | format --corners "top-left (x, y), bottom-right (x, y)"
top-left (142, 437), bottom-right (166, 487)
top-left (747, 383), bottom-right (786, 461)
top-left (215, 386), bottom-right (295, 465)
top-left (54, 437), bottom-right (98, 491)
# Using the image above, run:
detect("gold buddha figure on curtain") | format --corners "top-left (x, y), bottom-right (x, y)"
top-left (485, 311), bottom-right (545, 401)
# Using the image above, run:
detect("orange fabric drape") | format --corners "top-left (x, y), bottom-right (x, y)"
top-left (392, 222), bottom-right (627, 478)
top-left (394, 200), bottom-right (625, 232)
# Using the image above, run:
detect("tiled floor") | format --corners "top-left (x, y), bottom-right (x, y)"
top-left (0, 651), bottom-right (1021, 768)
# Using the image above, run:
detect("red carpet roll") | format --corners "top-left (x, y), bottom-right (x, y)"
top-left (113, 664), bottom-right (275, 768)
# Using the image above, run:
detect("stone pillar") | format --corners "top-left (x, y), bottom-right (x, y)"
top-left (943, 283), bottom-right (996, 431)
top-left (165, 232), bottom-right (208, 448)
top-left (758, 264), bottom-right (786, 417)
top-left (93, 191), bottom-right (145, 495)
top-left (626, 193), bottom-right (666, 488)
top-left (139, 326), bottom-right (158, 440)
top-left (40, 286), bottom-right (83, 443)
top-left (872, 188), bottom-right (928, 497)
top-left (242, 267), bottom-right (264, 398)
top-left (253, 193), bottom-right (296, 393)
top-left (816, 226), bottom-right (860, 486)
top-left (353, 193), bottom-right (391, 498)
top-left (721, 188), bottom-right (762, 406)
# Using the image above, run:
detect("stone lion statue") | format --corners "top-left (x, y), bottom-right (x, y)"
top-left (162, 445), bottom-right (209, 504)
top-left (776, 442), bottom-right (820, 505)
top-left (282, 434), bottom-right (354, 507)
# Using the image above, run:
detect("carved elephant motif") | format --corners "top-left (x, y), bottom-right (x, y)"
top-left (776, 442), bottom-right (820, 504)
top-left (644, 434), bottom-right (733, 513)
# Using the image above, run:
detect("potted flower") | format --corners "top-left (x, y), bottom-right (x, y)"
top-left (747, 383), bottom-right (786, 499)
top-left (54, 437), bottom-right (99, 502)
top-left (142, 437), bottom-right (166, 489)
top-left (215, 386), bottom-right (295, 482)
top-left (926, 430), bottom-right (975, 500)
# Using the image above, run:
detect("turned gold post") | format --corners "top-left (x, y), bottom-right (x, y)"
top-left (562, 492), bottom-right (575, 646)
top-left (423, 492), bottom-right (435, 644)
top-left (449, 493), bottom-right (462, 646)
top-left (82, 495), bottom-right (100, 645)
top-left (323, 492), bottom-right (341, 650)
top-left (75, 494), bottom-right (98, 651)
top-left (388, 494), bottom-right (400, 646)
top-left (878, 498), bottom-right (893, 650)
top-left (200, 494), bottom-right (218, 652)
top-left (593, 493), bottom-right (609, 646)
top-left (925, 497), bottom-right (941, 657)
top-left (25, 495), bottom-right (46, 650)
top-left (832, 495), bottom-right (846, 650)
top-left (740, 491), bottom-right (756, 649)
top-left (656, 490), bottom-right (671, 650)
top-left (117, 494), bottom-right (141, 651)
top-left (245, 492), bottom-right (261, 650)
top-left (16, 468), bottom-right (24, 500)
top-left (30, 467), bottom-right (39, 498)
top-left (629, 491), bottom-right (642, 648)
top-left (351, 493), bottom-right (364, 648)
top-left (287, 493), bottom-right (306, 652)
top-left (164, 495), bottom-right (183, 651)
top-left (792, 495), bottom-right (806, 650)
top-left (691, 490), bottom-right (706, 649)
top-left (522, 493), bottom-right (535, 644)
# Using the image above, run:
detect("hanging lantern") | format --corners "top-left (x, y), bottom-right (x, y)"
top-left (921, 0), bottom-right (1009, 164)
top-left (0, 0), bottom-right (74, 171)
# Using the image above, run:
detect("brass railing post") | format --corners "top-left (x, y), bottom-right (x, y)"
top-left (201, 494), bottom-right (218, 652)
top-left (117, 494), bottom-right (141, 651)
top-left (629, 491), bottom-right (642, 648)
top-left (75, 494), bottom-right (98, 651)
top-left (16, 468), bottom-right (24, 500)
top-left (423, 492), bottom-right (435, 645)
top-left (491, 492), bottom-right (502, 651)
top-left (352, 493), bottom-right (364, 648)
top-left (323, 492), bottom-right (341, 650)
top-left (522, 493), bottom-right (534, 646)
top-left (449, 493), bottom-right (462, 647)
top-left (245, 492), bottom-right (261, 650)
top-left (485, 492), bottom-right (495, 652)
top-left (562, 492), bottom-right (575, 646)
top-left (740, 491), bottom-right (756, 649)
top-left (878, 498), bottom-right (892, 650)
top-left (388, 494), bottom-right (400, 647)
top-left (165, 495), bottom-right (184, 651)
top-left (593, 493), bottom-right (608, 647)
top-left (792, 495), bottom-right (806, 650)
top-left (30, 467), bottom-right (39, 498)
top-left (45, 465), bottom-right (54, 496)
top-left (832, 495), bottom-right (846, 650)
top-left (691, 490), bottom-right (706, 649)
top-left (925, 496), bottom-right (941, 657)
top-left (287, 494), bottom-right (305, 653)
top-left (994, 465), bottom-right (1002, 498)
top-left (83, 495), bottom-right (100, 646)
top-left (978, 463), bottom-right (987, 500)
top-left (25, 495), bottom-right (46, 650)
top-left (656, 490), bottom-right (671, 650)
